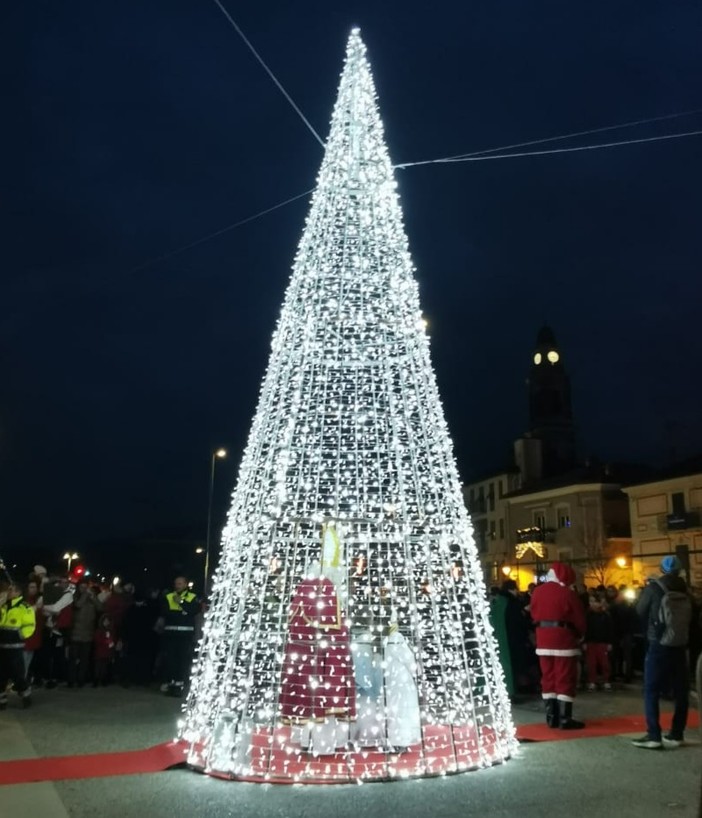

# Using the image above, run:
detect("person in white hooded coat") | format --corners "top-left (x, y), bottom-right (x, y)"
top-left (382, 624), bottom-right (421, 750)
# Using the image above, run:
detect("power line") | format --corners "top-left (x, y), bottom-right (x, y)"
top-left (402, 128), bottom-right (702, 167)
top-left (210, 0), bottom-right (325, 148)
top-left (124, 127), bottom-right (702, 276)
top-left (395, 107), bottom-right (702, 168)
top-left (125, 188), bottom-right (314, 276)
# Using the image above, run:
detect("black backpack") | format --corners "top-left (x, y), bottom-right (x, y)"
top-left (654, 579), bottom-right (692, 647)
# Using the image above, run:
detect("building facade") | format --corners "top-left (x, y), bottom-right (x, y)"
top-left (462, 471), bottom-right (521, 571)
top-left (464, 325), bottom-right (638, 590)
top-left (623, 459), bottom-right (702, 587)
top-left (501, 478), bottom-right (633, 589)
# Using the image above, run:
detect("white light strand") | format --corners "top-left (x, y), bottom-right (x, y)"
top-left (395, 106), bottom-right (702, 167)
top-left (181, 28), bottom-right (515, 783)
top-left (395, 127), bottom-right (702, 168)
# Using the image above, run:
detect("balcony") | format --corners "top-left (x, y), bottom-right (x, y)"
top-left (656, 509), bottom-right (701, 532)
top-left (513, 526), bottom-right (556, 561)
top-left (516, 526), bottom-right (556, 545)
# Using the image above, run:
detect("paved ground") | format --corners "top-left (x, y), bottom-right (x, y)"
top-left (1, 683), bottom-right (700, 818)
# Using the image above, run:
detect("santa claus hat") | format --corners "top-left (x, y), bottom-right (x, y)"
top-left (547, 562), bottom-right (576, 587)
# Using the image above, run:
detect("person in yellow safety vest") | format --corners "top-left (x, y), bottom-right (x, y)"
top-left (159, 576), bottom-right (199, 697)
top-left (0, 582), bottom-right (36, 709)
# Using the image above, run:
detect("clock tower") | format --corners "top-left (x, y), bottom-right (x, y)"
top-left (527, 325), bottom-right (576, 476)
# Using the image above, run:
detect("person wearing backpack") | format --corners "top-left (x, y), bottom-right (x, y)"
top-left (631, 555), bottom-right (692, 750)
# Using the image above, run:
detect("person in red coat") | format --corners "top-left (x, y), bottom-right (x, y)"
top-left (530, 562), bottom-right (587, 729)
top-left (279, 571), bottom-right (356, 750)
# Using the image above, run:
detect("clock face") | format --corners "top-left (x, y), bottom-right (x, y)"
top-left (547, 350), bottom-right (560, 364)
top-left (533, 352), bottom-right (542, 365)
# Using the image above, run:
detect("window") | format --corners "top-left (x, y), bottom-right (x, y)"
top-left (475, 520), bottom-right (488, 553)
top-left (533, 510), bottom-right (547, 530)
top-left (499, 518), bottom-right (505, 540)
top-left (489, 519), bottom-right (496, 539)
top-left (488, 483), bottom-right (495, 512)
top-left (557, 506), bottom-right (571, 528)
top-left (671, 492), bottom-right (686, 515)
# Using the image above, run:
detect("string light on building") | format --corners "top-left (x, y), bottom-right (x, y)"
top-left (515, 527), bottom-right (547, 560)
top-left (180, 28), bottom-right (515, 783)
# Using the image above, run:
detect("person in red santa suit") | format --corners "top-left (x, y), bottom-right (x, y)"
top-left (279, 564), bottom-right (356, 753)
top-left (530, 562), bottom-right (586, 730)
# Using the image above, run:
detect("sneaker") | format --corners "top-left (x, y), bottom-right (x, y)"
top-left (631, 735), bottom-right (662, 750)
top-left (603, 683), bottom-right (613, 691)
top-left (662, 734), bottom-right (684, 749)
top-left (586, 683), bottom-right (596, 691)
top-left (159, 683), bottom-right (170, 693)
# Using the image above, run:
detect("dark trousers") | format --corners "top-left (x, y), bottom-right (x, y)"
top-left (124, 646), bottom-right (156, 685)
top-left (42, 629), bottom-right (68, 683)
top-left (612, 634), bottom-right (634, 682)
top-left (0, 648), bottom-right (30, 702)
top-left (161, 631), bottom-right (194, 688)
top-left (68, 641), bottom-right (92, 685)
top-left (94, 657), bottom-right (112, 684)
top-left (643, 642), bottom-right (689, 740)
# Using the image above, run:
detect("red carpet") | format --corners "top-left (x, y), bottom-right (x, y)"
top-left (0, 710), bottom-right (698, 787)
top-left (0, 741), bottom-right (186, 786)
top-left (516, 709), bottom-right (699, 743)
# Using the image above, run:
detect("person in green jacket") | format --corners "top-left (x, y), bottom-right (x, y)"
top-left (490, 580), bottom-right (528, 698)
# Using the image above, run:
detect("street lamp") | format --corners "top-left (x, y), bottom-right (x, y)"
top-left (63, 552), bottom-right (79, 573)
top-left (204, 448), bottom-right (227, 592)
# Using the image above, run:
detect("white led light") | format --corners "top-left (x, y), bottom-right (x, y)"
top-left (181, 28), bottom-right (515, 783)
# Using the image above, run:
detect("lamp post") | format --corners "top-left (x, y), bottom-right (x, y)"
top-left (63, 552), bottom-right (79, 573)
top-left (204, 448), bottom-right (227, 592)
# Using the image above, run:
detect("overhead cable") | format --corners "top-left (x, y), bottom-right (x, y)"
top-left (210, 0), bottom-right (325, 147)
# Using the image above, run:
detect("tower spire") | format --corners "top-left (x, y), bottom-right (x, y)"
top-left (180, 30), bottom-right (515, 783)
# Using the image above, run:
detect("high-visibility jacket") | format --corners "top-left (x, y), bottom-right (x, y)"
top-left (163, 591), bottom-right (199, 632)
top-left (0, 596), bottom-right (36, 648)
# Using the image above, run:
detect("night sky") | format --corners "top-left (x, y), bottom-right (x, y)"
top-left (7, 1), bottom-right (702, 570)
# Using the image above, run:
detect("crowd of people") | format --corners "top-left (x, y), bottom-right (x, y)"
top-left (489, 576), bottom-right (656, 697)
top-left (0, 566), bottom-right (202, 709)
top-left (2, 556), bottom-right (701, 749)
top-left (490, 556), bottom-right (702, 745)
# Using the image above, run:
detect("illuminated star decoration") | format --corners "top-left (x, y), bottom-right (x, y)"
top-left (515, 527), bottom-right (547, 560)
top-left (180, 28), bottom-right (516, 783)
top-left (515, 542), bottom-right (547, 559)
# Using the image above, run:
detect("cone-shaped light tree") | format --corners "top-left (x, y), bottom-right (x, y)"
top-left (181, 29), bottom-right (515, 783)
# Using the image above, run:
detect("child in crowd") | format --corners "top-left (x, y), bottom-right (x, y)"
top-left (93, 614), bottom-right (115, 687)
top-left (584, 595), bottom-right (614, 691)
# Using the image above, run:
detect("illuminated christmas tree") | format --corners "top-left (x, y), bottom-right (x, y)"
top-left (180, 29), bottom-right (515, 782)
